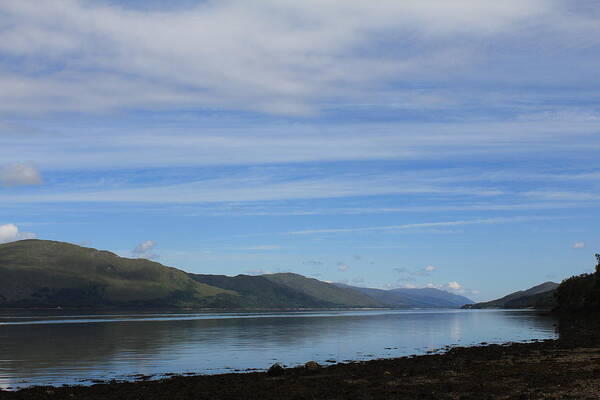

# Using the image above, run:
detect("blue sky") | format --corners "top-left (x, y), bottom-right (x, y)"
top-left (1, 0), bottom-right (599, 301)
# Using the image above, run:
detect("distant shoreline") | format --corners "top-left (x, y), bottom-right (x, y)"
top-left (0, 306), bottom-right (394, 312)
top-left (1, 306), bottom-right (471, 312)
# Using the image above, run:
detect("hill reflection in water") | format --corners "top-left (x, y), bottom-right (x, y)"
top-left (0, 309), bottom-right (557, 389)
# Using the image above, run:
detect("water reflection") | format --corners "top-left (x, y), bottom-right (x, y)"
top-left (0, 309), bottom-right (557, 389)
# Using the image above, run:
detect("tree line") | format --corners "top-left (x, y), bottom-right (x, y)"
top-left (555, 254), bottom-right (600, 310)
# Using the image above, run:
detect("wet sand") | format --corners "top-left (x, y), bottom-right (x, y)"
top-left (1, 314), bottom-right (598, 400)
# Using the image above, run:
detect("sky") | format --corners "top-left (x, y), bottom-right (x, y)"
top-left (0, 0), bottom-right (599, 301)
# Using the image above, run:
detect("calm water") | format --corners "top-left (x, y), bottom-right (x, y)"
top-left (0, 309), bottom-right (557, 389)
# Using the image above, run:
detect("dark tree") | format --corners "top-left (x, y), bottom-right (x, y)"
top-left (555, 253), bottom-right (600, 311)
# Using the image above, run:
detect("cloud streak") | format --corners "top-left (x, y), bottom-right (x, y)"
top-left (288, 216), bottom-right (558, 235)
top-left (1, 120), bottom-right (599, 171)
top-left (0, 0), bottom-right (575, 116)
top-left (0, 171), bottom-right (508, 204)
top-left (0, 162), bottom-right (42, 187)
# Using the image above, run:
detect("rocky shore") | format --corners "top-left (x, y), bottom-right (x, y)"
top-left (2, 315), bottom-right (600, 400)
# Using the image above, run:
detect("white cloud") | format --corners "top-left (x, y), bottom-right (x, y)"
top-left (427, 281), bottom-right (476, 296)
top-left (427, 281), bottom-right (464, 292)
top-left (0, 223), bottom-right (36, 244)
top-left (245, 268), bottom-right (272, 275)
top-left (337, 263), bottom-right (350, 272)
top-left (132, 240), bottom-right (158, 260)
top-left (572, 242), bottom-right (586, 249)
top-left (0, 162), bottom-right (42, 187)
top-left (0, 0), bottom-right (560, 116)
top-left (403, 283), bottom-right (417, 289)
top-left (424, 265), bottom-right (437, 272)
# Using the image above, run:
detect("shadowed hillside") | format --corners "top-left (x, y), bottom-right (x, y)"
top-left (0, 240), bottom-right (233, 308)
top-left (262, 273), bottom-right (382, 307)
top-left (191, 273), bottom-right (382, 308)
top-left (0, 240), bottom-right (382, 309)
top-left (463, 281), bottom-right (558, 309)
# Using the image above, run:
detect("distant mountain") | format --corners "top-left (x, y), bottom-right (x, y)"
top-left (0, 239), bottom-right (232, 308)
top-left (0, 240), bottom-right (381, 309)
top-left (0, 239), bottom-right (484, 310)
top-left (462, 281), bottom-right (558, 309)
top-left (335, 284), bottom-right (474, 308)
top-left (190, 273), bottom-right (381, 308)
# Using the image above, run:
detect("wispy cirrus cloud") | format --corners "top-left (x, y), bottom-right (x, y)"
top-left (236, 245), bottom-right (282, 251)
top-left (2, 120), bottom-right (599, 171)
top-left (0, 0), bottom-right (577, 116)
top-left (0, 162), bottom-right (42, 187)
top-left (287, 216), bottom-right (559, 235)
top-left (524, 191), bottom-right (600, 201)
top-left (0, 171), bottom-right (507, 204)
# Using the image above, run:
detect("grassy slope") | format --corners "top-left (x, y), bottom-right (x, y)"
top-left (189, 274), bottom-right (337, 308)
top-left (262, 273), bottom-right (382, 308)
top-left (504, 289), bottom-right (557, 308)
top-left (0, 240), bottom-right (233, 308)
top-left (464, 281), bottom-right (558, 309)
top-left (0, 240), bottom-right (383, 309)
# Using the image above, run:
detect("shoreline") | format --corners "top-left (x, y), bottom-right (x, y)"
top-left (3, 317), bottom-right (600, 400)
top-left (0, 336), bottom-right (552, 391)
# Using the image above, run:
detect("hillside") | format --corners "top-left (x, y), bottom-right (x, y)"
top-left (0, 240), bottom-right (382, 309)
top-left (0, 239), bottom-right (235, 308)
top-left (463, 281), bottom-right (558, 309)
top-left (263, 273), bottom-right (381, 307)
top-left (191, 273), bottom-right (381, 308)
top-left (336, 284), bottom-right (473, 308)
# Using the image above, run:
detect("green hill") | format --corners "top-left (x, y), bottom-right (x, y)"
top-left (0, 240), bottom-right (382, 309)
top-left (0, 240), bottom-right (232, 308)
top-left (190, 273), bottom-right (382, 308)
top-left (262, 273), bottom-right (381, 307)
top-left (462, 281), bottom-right (558, 309)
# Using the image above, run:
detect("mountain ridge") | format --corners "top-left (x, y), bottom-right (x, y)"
top-left (335, 283), bottom-right (474, 308)
top-left (462, 281), bottom-right (558, 309)
top-left (0, 239), bottom-right (487, 310)
top-left (0, 240), bottom-right (381, 309)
